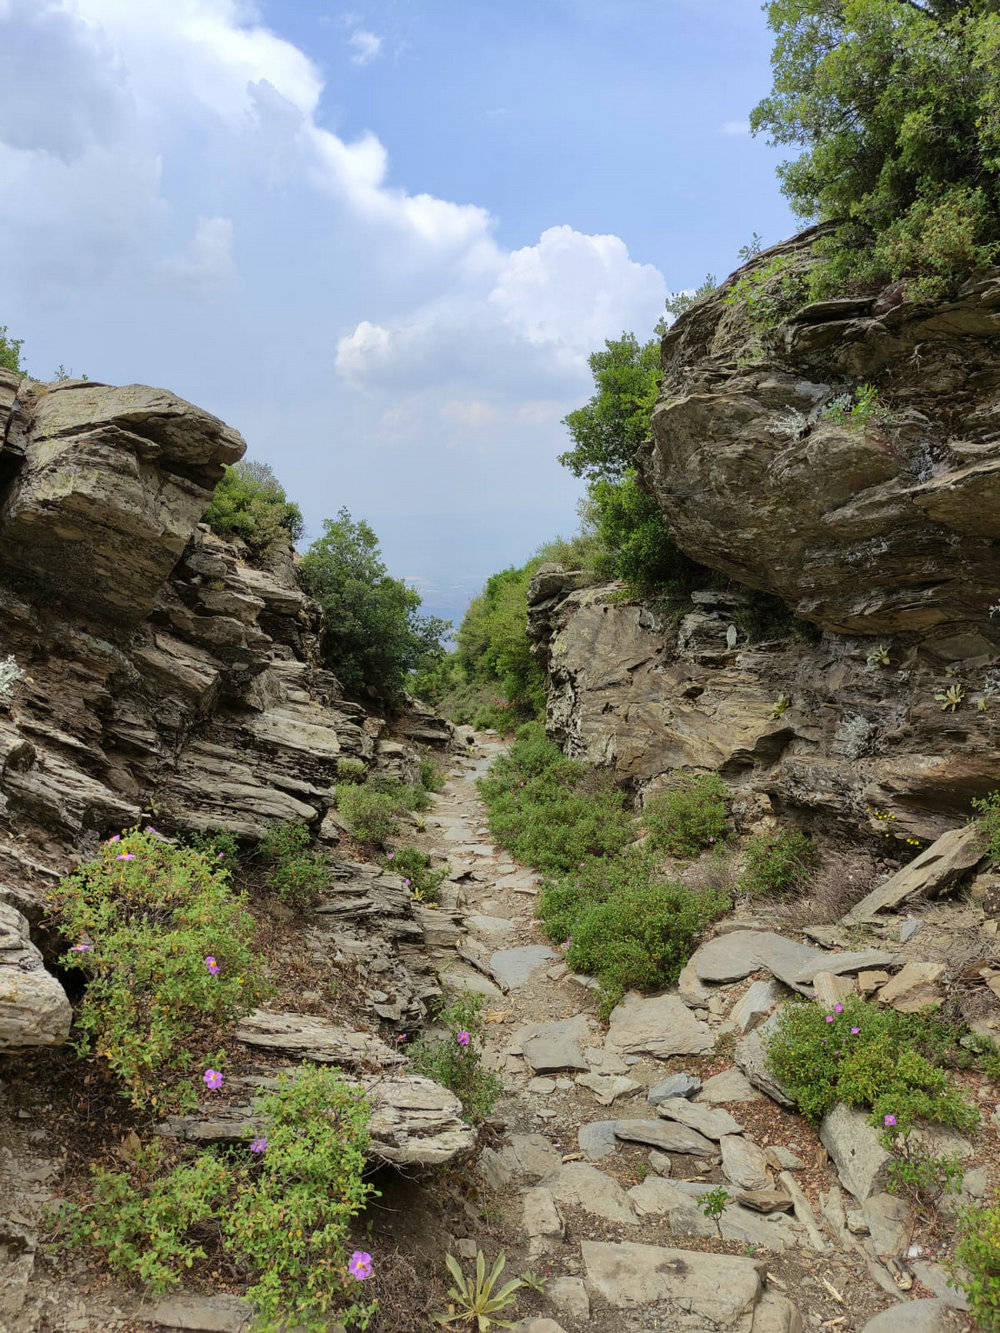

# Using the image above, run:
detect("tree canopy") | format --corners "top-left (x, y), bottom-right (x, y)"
top-left (0, 324), bottom-right (23, 373)
top-left (751, 0), bottom-right (1000, 299)
top-left (558, 332), bottom-right (662, 481)
top-left (203, 459), bottom-right (305, 558)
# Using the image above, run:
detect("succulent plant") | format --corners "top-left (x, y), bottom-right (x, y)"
top-left (935, 684), bottom-right (965, 712)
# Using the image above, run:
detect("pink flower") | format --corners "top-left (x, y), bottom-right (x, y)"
top-left (387, 852), bottom-right (394, 860)
top-left (457, 1030), bottom-right (470, 1046)
top-left (71, 942), bottom-right (91, 952)
top-left (203, 1069), bottom-right (223, 1090)
top-left (404, 878), bottom-right (411, 888)
top-left (850, 1026), bottom-right (861, 1035)
top-left (205, 955), bottom-right (220, 975)
top-left (146, 826), bottom-right (156, 835)
top-left (834, 1003), bottom-right (844, 1013)
top-left (824, 1015), bottom-right (834, 1023)
top-left (396, 1034), bottom-right (407, 1042)
top-left (217, 852), bottom-right (225, 860)
top-left (249, 1137), bottom-right (267, 1153)
top-left (107, 835), bottom-right (120, 844)
top-left (115, 853), bottom-right (135, 861)
top-left (884, 1114), bottom-right (896, 1127)
top-left (348, 1250), bottom-right (372, 1280)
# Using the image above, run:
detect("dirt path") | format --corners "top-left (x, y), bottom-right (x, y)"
top-left (415, 733), bottom-right (973, 1333)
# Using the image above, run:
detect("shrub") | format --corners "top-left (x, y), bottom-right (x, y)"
top-left (258, 822), bottom-right (328, 912)
top-left (185, 828), bottom-right (241, 863)
top-left (224, 1066), bottom-right (377, 1332)
top-left (47, 828), bottom-right (271, 1111)
top-left (455, 562), bottom-right (548, 724)
top-left (558, 331), bottom-right (662, 482)
top-left (419, 757), bottom-right (446, 792)
top-left (740, 829), bottom-right (817, 897)
top-left (384, 845), bottom-right (447, 904)
top-left (581, 472), bottom-right (706, 597)
top-left (723, 253), bottom-right (809, 332)
top-left (565, 876), bottom-right (730, 1018)
top-left (764, 997), bottom-right (981, 1134)
top-left (52, 1067), bottom-right (378, 1332)
top-left (0, 322), bottom-right (24, 373)
top-left (336, 779), bottom-right (426, 845)
top-left (972, 790), bottom-right (1000, 865)
top-left (408, 993), bottom-right (502, 1124)
top-left (336, 756), bottom-right (367, 782)
top-left (642, 773), bottom-right (728, 858)
top-left (949, 1204), bottom-right (1000, 1331)
top-left (50, 1139), bottom-right (230, 1294)
top-left (299, 508), bottom-right (448, 708)
top-left (203, 459), bottom-right (304, 557)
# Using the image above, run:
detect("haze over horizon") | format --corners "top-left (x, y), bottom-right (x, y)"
top-left (1, 0), bottom-right (798, 626)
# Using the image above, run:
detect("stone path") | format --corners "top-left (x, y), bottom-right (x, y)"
top-left (416, 734), bottom-right (980, 1333)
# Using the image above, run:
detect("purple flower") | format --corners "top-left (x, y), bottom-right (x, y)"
top-left (71, 942), bottom-right (91, 952)
top-left (217, 852), bottom-right (225, 860)
top-left (146, 826), bottom-right (156, 835)
top-left (107, 835), bottom-right (120, 845)
top-left (825, 1015), bottom-right (834, 1024)
top-left (249, 1137), bottom-right (267, 1154)
top-left (205, 955), bottom-right (220, 975)
top-left (404, 878), bottom-right (411, 888)
top-left (851, 1026), bottom-right (861, 1035)
top-left (396, 1033), bottom-right (407, 1042)
top-left (387, 852), bottom-right (394, 860)
top-left (708, 836), bottom-right (716, 843)
top-left (348, 1250), bottom-right (372, 1280)
top-left (203, 1069), bottom-right (223, 1090)
top-left (884, 1114), bottom-right (896, 1127)
top-left (115, 852), bottom-right (135, 862)
top-left (457, 1030), bottom-right (470, 1046)
top-left (834, 1003), bottom-right (844, 1013)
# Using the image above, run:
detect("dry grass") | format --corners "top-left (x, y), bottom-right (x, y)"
top-left (772, 846), bottom-right (882, 927)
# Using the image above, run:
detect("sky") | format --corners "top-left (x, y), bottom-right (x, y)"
top-left (0, 0), bottom-right (799, 627)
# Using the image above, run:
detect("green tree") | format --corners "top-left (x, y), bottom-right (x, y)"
top-left (203, 459), bottom-right (304, 556)
top-left (456, 562), bottom-right (547, 721)
top-left (751, 0), bottom-right (1000, 300)
top-left (0, 324), bottom-right (24, 373)
top-left (582, 471), bottom-right (704, 595)
top-left (663, 273), bottom-right (718, 318)
top-left (559, 332), bottom-right (662, 481)
top-left (299, 507), bottom-right (448, 706)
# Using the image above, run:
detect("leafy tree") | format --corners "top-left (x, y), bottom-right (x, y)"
top-left (558, 332), bottom-right (662, 481)
top-left (751, 0), bottom-right (1000, 300)
top-left (0, 324), bottom-right (24, 373)
top-left (299, 507), bottom-right (448, 706)
top-left (203, 459), bottom-right (304, 557)
top-left (663, 273), bottom-right (718, 318)
top-left (456, 562), bottom-right (547, 722)
top-left (582, 471), bottom-right (705, 595)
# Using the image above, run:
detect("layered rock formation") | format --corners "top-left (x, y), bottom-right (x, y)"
top-left (529, 237), bottom-right (1000, 844)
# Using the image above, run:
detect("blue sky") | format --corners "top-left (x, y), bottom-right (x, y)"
top-left (0, 0), bottom-right (798, 626)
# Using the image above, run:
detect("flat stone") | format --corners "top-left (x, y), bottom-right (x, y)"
top-left (848, 825), bottom-right (985, 919)
top-left (628, 1178), bottom-right (799, 1252)
top-left (581, 1240), bottom-right (761, 1323)
top-left (910, 1261), bottom-right (969, 1309)
top-left (543, 1161), bottom-right (637, 1226)
top-left (812, 970), bottom-right (855, 1007)
top-left (656, 1099), bottom-right (743, 1140)
top-left (819, 1103), bottom-right (891, 1201)
top-left (648, 1149), bottom-right (673, 1174)
top-left (733, 1187), bottom-right (794, 1213)
top-left (723, 979), bottom-right (783, 1035)
top-left (546, 1276), bottom-right (590, 1323)
top-left (613, 1118), bottom-right (716, 1157)
top-left (858, 969), bottom-right (890, 994)
top-left (607, 991), bottom-right (713, 1058)
top-left (522, 1187), bottom-right (564, 1240)
top-left (0, 902), bottom-right (72, 1050)
top-left (862, 1191), bottom-right (909, 1255)
top-left (528, 1077), bottom-right (556, 1094)
top-left (648, 1072), bottom-right (702, 1104)
top-left (696, 1069), bottom-right (760, 1104)
top-left (876, 961), bottom-right (945, 1013)
top-left (690, 931), bottom-right (896, 991)
top-left (520, 1014), bottom-right (591, 1073)
top-left (466, 914), bottom-right (514, 939)
top-left (576, 1072), bottom-right (642, 1106)
top-left (144, 1294), bottom-right (254, 1331)
top-left (234, 1011), bottom-right (403, 1067)
top-left (900, 917), bottom-right (925, 943)
top-left (765, 1145), bottom-right (806, 1170)
top-left (751, 1290), bottom-right (805, 1333)
top-left (578, 1120), bottom-right (620, 1161)
top-left (734, 1009), bottom-right (795, 1106)
top-left (860, 1299), bottom-right (958, 1332)
top-left (721, 1134), bottom-right (770, 1190)
top-left (499, 1133), bottom-right (563, 1181)
top-left (490, 945), bottom-right (556, 990)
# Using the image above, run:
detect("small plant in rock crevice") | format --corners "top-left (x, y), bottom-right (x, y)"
top-left (257, 821), bottom-right (328, 912)
top-left (699, 1186), bottom-right (731, 1237)
top-left (336, 778), bottom-right (429, 846)
top-left (382, 845), bottom-right (447, 904)
top-left (973, 790), bottom-right (1000, 866)
top-left (407, 993), bottom-right (502, 1124)
top-left (770, 692), bottom-right (792, 719)
top-left (936, 683), bottom-right (965, 712)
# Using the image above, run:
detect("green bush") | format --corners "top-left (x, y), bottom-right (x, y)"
top-left (203, 460), bottom-right (304, 557)
top-left (47, 828), bottom-right (271, 1111)
top-left (478, 724), bottom-right (634, 874)
top-left (972, 790), bottom-right (1000, 865)
top-left (408, 993), bottom-right (502, 1124)
top-left (51, 1067), bottom-right (378, 1332)
top-left (299, 508), bottom-right (448, 708)
top-left (0, 322), bottom-right (24, 372)
top-left (454, 562), bottom-right (548, 724)
top-left (50, 1139), bottom-right (229, 1294)
top-left (724, 253), bottom-right (809, 332)
top-left (642, 773), bottom-right (728, 858)
top-left (336, 756), bottom-right (367, 782)
top-left (765, 997), bottom-right (980, 1134)
top-left (258, 822), bottom-right (328, 912)
top-left (185, 828), bottom-right (241, 863)
top-left (740, 829), bottom-right (817, 897)
top-left (558, 331), bottom-right (662, 482)
top-left (384, 845), bottom-right (448, 904)
top-left (224, 1066), bottom-right (377, 1332)
top-left (336, 779), bottom-right (427, 845)
top-left (581, 471), bottom-right (706, 597)
top-left (419, 757), bottom-right (446, 792)
top-left (949, 1204), bottom-right (1000, 1331)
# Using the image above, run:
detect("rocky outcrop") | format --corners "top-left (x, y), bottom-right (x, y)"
top-left (0, 902), bottom-right (71, 1048)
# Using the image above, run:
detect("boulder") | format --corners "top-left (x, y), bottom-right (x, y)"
top-left (655, 1098), bottom-right (743, 1140)
top-left (613, 1117), bottom-right (716, 1157)
top-left (607, 990), bottom-right (713, 1057)
top-left (689, 931), bottom-right (895, 992)
top-left (875, 961), bottom-right (945, 1012)
top-left (648, 1071), bottom-right (702, 1103)
top-left (848, 825), bottom-right (985, 919)
top-left (581, 1240), bottom-right (761, 1326)
top-left (819, 1104), bottom-right (891, 1201)
top-left (234, 1011), bottom-right (405, 1067)
top-left (0, 902), bottom-right (71, 1049)
top-left (860, 1299), bottom-right (959, 1333)
top-left (721, 1134), bottom-right (770, 1190)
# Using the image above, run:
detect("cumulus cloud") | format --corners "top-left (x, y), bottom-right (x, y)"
top-left (347, 27), bottom-right (382, 64)
top-left (156, 216), bottom-right (237, 296)
top-left (721, 119), bottom-right (751, 136)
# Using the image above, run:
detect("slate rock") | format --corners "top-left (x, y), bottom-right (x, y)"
top-left (697, 1069), bottom-right (760, 1104)
top-left (655, 1098), bottom-right (743, 1140)
top-left (607, 991), bottom-right (713, 1058)
top-left (648, 1072), bottom-right (702, 1104)
top-left (581, 1240), bottom-right (761, 1323)
top-left (578, 1119), bottom-right (620, 1162)
top-left (519, 1014), bottom-right (591, 1073)
top-left (848, 825), bottom-right (985, 919)
top-left (613, 1118), bottom-right (716, 1157)
top-left (720, 1134), bottom-right (770, 1190)
top-left (859, 1299), bottom-right (958, 1333)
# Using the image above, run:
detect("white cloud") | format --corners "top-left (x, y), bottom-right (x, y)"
top-left (156, 216), bottom-right (237, 295)
top-left (721, 119), bottom-right (750, 136)
top-left (347, 27), bottom-right (381, 64)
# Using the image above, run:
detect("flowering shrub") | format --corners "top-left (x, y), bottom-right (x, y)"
top-left (48, 828), bottom-right (271, 1111)
top-left (642, 773), bottom-right (728, 858)
top-left (381, 845), bottom-right (447, 904)
top-left (408, 993), bottom-right (502, 1124)
top-left (50, 1067), bottom-right (377, 1330)
top-left (258, 821), bottom-right (328, 912)
top-left (765, 997), bottom-right (980, 1135)
top-left (949, 1204), bottom-right (1000, 1330)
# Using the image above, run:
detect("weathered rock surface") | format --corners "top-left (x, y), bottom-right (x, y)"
top-left (581, 1240), bottom-right (762, 1326)
top-left (0, 902), bottom-right (71, 1049)
top-left (234, 1010), bottom-right (405, 1067)
top-left (607, 990), bottom-right (713, 1057)
top-left (690, 931), bottom-right (896, 992)
top-left (847, 825), bottom-right (984, 919)
top-left (655, 1097), bottom-right (743, 1139)
top-left (613, 1117), bottom-right (716, 1157)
